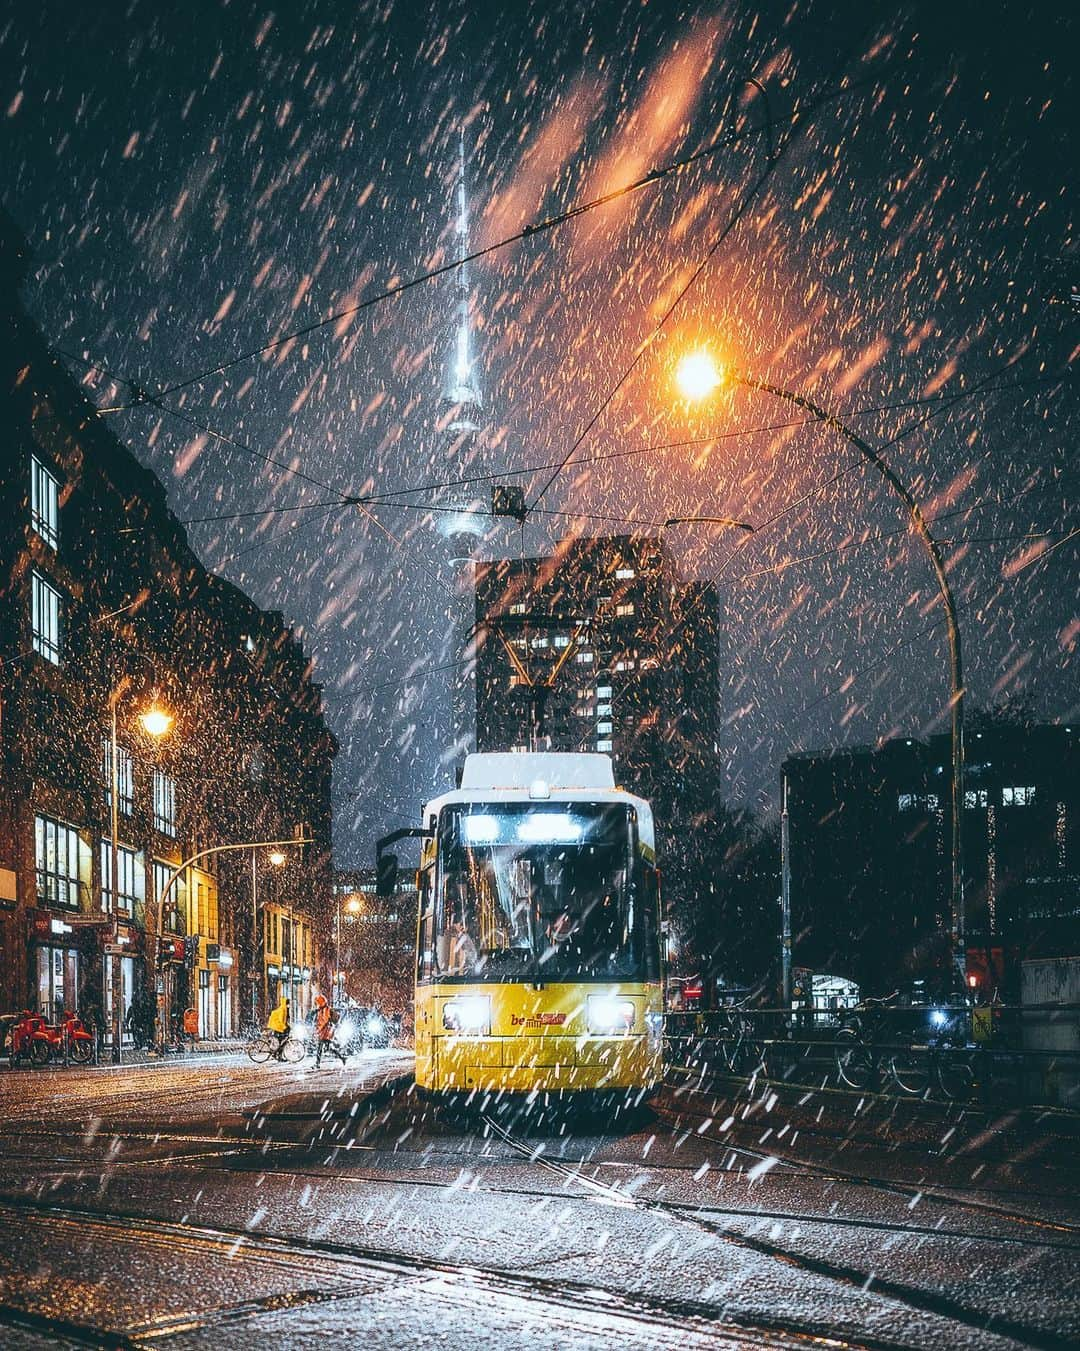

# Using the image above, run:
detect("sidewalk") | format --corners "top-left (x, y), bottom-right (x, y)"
top-left (91, 1037), bottom-right (248, 1068)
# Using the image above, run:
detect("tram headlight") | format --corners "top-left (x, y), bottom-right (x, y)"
top-left (587, 995), bottom-right (635, 1034)
top-left (443, 996), bottom-right (491, 1035)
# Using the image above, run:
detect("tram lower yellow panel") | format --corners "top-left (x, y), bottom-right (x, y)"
top-left (414, 981), bottom-right (663, 1095)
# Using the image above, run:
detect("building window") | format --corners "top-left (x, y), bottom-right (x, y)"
top-left (553, 635), bottom-right (570, 648)
top-left (964, 789), bottom-right (989, 809)
top-left (615, 602), bottom-right (635, 617)
top-left (1002, 785), bottom-right (1036, 807)
top-left (100, 842), bottom-right (144, 914)
top-left (509, 602), bottom-right (526, 615)
top-left (898, 792), bottom-right (940, 812)
top-left (155, 861), bottom-right (184, 932)
top-left (596, 702), bottom-right (612, 716)
top-left (31, 455), bottom-right (60, 550)
top-left (102, 741), bottom-right (135, 815)
top-left (596, 721), bottom-right (612, 734)
top-left (595, 685), bottom-right (612, 699)
top-left (575, 651), bottom-right (594, 664)
top-left (596, 738), bottom-right (613, 752)
top-left (35, 815), bottom-right (83, 909)
top-left (31, 571), bottom-right (62, 664)
top-left (615, 567), bottom-right (635, 580)
top-left (509, 673), bottom-right (526, 688)
top-left (153, 771), bottom-right (176, 835)
top-left (530, 636), bottom-right (549, 649)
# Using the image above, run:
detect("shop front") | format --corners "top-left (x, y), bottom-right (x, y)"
top-left (27, 909), bottom-right (89, 1024)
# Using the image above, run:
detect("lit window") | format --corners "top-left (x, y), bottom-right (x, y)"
top-left (31, 455), bottom-right (60, 550)
top-left (615, 659), bottom-right (636, 672)
top-left (596, 703), bottom-right (612, 716)
top-left (509, 602), bottom-right (527, 615)
top-left (898, 792), bottom-right (939, 812)
top-left (615, 603), bottom-right (634, 617)
top-left (1002, 785), bottom-right (1035, 807)
top-left (615, 567), bottom-right (635, 580)
top-left (531, 636), bottom-right (549, 649)
top-left (153, 771), bottom-right (176, 835)
top-left (35, 815), bottom-right (83, 909)
top-left (31, 571), bottom-right (62, 664)
top-left (575, 651), bottom-right (594, 664)
top-left (597, 721), bottom-right (612, 734)
top-left (102, 740), bottom-right (135, 815)
top-left (596, 738), bottom-right (613, 752)
top-left (100, 841), bottom-right (145, 914)
top-left (509, 674), bottom-right (526, 687)
top-left (595, 685), bottom-right (612, 699)
top-left (964, 789), bottom-right (989, 809)
top-left (553, 635), bottom-right (570, 648)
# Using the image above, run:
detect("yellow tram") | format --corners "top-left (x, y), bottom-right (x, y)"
top-left (409, 752), bottom-right (664, 1101)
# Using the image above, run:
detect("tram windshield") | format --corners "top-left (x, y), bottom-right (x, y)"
top-left (431, 802), bottom-right (658, 982)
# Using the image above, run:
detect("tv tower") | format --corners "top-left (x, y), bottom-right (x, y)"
top-left (436, 127), bottom-right (485, 764)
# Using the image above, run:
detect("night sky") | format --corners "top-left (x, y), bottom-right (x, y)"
top-left (2, 0), bottom-right (1076, 864)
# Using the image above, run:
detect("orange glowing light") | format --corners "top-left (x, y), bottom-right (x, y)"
top-left (675, 351), bottom-right (723, 401)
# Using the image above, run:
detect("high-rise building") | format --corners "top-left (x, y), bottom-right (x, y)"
top-left (473, 533), bottom-right (720, 807)
top-left (781, 723), bottom-right (1079, 999)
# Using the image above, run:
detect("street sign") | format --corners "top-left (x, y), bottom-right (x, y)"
top-left (103, 943), bottom-right (125, 955)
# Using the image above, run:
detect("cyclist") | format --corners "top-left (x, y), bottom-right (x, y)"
top-left (313, 993), bottom-right (343, 1068)
top-left (266, 995), bottom-right (290, 1060)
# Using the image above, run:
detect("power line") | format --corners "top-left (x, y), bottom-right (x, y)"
top-left (143, 82), bottom-right (869, 404)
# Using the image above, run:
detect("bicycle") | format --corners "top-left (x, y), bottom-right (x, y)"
top-left (716, 1004), bottom-right (766, 1076)
top-left (246, 1032), bottom-right (304, 1064)
top-left (834, 999), bottom-right (976, 1100)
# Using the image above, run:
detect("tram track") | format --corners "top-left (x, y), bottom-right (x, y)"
top-left (482, 1112), bottom-right (1078, 1351)
top-left (652, 1096), bottom-right (1080, 1236)
top-left (0, 1196), bottom-right (873, 1350)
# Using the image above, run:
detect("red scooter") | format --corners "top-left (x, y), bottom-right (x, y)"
top-left (2, 1011), bottom-right (53, 1067)
top-left (58, 1010), bottom-right (96, 1064)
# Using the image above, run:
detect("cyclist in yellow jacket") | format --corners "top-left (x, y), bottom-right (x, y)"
top-left (266, 996), bottom-right (290, 1060)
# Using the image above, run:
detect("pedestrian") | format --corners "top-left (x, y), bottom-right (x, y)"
top-left (313, 993), bottom-right (344, 1068)
top-left (266, 994), bottom-right (290, 1060)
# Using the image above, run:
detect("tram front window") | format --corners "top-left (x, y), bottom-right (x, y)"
top-left (435, 803), bottom-right (654, 981)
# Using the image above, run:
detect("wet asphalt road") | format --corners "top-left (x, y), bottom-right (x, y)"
top-left (0, 1052), bottom-right (1076, 1349)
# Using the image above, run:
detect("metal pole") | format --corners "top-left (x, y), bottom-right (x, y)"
top-left (780, 769), bottom-right (792, 1008)
top-left (251, 850), bottom-right (258, 1025)
top-left (109, 699), bottom-right (122, 1064)
top-left (737, 374), bottom-right (966, 1000)
top-left (335, 891), bottom-right (341, 1007)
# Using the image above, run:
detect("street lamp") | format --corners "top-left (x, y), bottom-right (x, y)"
top-left (108, 684), bottom-right (172, 1062)
top-left (334, 893), bottom-right (362, 1007)
top-left (674, 350), bottom-right (966, 1002)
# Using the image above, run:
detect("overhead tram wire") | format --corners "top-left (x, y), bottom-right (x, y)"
top-left (133, 78), bottom-right (875, 407)
top-left (591, 350), bottom-right (1072, 736)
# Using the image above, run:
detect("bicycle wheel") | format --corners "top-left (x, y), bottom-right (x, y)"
top-left (889, 1047), bottom-right (931, 1096)
top-left (68, 1039), bottom-right (94, 1065)
top-left (280, 1036), bottom-right (306, 1064)
top-left (247, 1036), bottom-right (273, 1064)
top-left (834, 1030), bottom-right (875, 1090)
top-left (935, 1048), bottom-right (976, 1101)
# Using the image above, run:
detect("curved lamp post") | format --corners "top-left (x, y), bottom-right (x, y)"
top-left (676, 353), bottom-right (966, 1000)
top-left (153, 836), bottom-right (310, 1052)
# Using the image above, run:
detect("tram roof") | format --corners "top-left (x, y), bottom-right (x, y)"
top-left (423, 753), bottom-right (654, 849)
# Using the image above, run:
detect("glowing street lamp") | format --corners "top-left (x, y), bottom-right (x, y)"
top-left (108, 686), bottom-right (173, 1062)
top-left (674, 348), bottom-right (967, 1002)
top-left (138, 704), bottom-right (174, 738)
top-left (268, 850), bottom-right (287, 868)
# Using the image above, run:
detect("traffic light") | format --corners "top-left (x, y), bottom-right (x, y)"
top-left (183, 934), bottom-right (200, 968)
top-left (158, 937), bottom-right (185, 966)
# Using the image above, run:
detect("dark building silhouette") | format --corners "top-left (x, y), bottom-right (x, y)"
top-left (782, 723), bottom-right (1079, 998)
top-left (473, 533), bottom-right (719, 808)
top-left (0, 214), bottom-right (337, 1042)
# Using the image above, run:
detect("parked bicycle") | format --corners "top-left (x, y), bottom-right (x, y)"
top-left (715, 1004), bottom-right (766, 1076)
top-left (834, 996), bottom-right (975, 1099)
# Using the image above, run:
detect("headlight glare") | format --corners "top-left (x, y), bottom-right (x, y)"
top-left (443, 996), bottom-right (491, 1035)
top-left (587, 995), bottom-right (635, 1034)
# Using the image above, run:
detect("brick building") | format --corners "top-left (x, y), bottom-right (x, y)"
top-left (0, 215), bottom-right (336, 1046)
